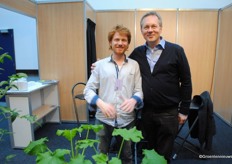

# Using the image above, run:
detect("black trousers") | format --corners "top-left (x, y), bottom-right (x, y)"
top-left (141, 108), bottom-right (179, 161)
top-left (95, 120), bottom-right (135, 164)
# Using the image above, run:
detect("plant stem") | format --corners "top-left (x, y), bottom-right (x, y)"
top-left (81, 128), bottom-right (90, 155)
top-left (93, 145), bottom-right (98, 154)
top-left (117, 139), bottom-right (124, 158)
top-left (85, 128), bottom-right (90, 139)
top-left (70, 137), bottom-right (74, 158)
top-left (75, 145), bottom-right (78, 156)
top-left (46, 147), bottom-right (53, 153)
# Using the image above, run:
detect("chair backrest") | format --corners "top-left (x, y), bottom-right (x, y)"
top-left (190, 95), bottom-right (203, 110)
top-left (71, 82), bottom-right (86, 123)
top-left (72, 82), bottom-right (86, 100)
top-left (188, 91), bottom-right (216, 150)
top-left (188, 95), bottom-right (203, 139)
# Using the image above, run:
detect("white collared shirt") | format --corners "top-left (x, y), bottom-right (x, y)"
top-left (84, 56), bottom-right (143, 128)
top-left (146, 37), bottom-right (165, 72)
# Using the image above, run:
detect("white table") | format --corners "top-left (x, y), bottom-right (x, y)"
top-left (6, 81), bottom-right (60, 148)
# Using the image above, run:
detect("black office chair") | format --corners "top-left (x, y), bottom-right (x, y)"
top-left (173, 91), bottom-right (216, 160)
top-left (172, 98), bottom-right (202, 160)
top-left (71, 82), bottom-right (86, 125)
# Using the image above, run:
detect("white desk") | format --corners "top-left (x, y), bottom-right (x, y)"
top-left (6, 81), bottom-right (60, 148)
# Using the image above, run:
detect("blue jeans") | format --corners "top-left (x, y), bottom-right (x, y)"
top-left (95, 119), bottom-right (134, 164)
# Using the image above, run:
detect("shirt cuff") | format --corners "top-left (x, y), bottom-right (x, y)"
top-left (132, 95), bottom-right (144, 110)
top-left (90, 95), bottom-right (99, 105)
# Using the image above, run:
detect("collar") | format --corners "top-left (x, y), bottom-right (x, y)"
top-left (109, 54), bottom-right (128, 63)
top-left (145, 36), bottom-right (165, 50)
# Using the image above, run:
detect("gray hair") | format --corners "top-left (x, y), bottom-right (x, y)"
top-left (140, 11), bottom-right (163, 28)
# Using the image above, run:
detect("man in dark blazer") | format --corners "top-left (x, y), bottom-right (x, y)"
top-left (129, 11), bottom-right (192, 161)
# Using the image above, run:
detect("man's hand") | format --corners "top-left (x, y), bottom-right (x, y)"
top-left (120, 98), bottom-right (136, 113)
top-left (97, 99), bottom-right (116, 118)
top-left (178, 113), bottom-right (188, 125)
top-left (91, 58), bottom-right (100, 72)
top-left (91, 63), bottom-right (96, 72)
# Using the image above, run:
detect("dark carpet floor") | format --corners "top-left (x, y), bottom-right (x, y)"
top-left (0, 113), bottom-right (232, 164)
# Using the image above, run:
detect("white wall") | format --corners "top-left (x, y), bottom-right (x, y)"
top-left (87, 0), bottom-right (232, 10)
top-left (0, 7), bottom-right (38, 70)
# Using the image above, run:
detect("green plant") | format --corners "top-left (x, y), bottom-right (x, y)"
top-left (0, 47), bottom-right (28, 100)
top-left (0, 46), bottom-right (35, 162)
top-left (24, 124), bottom-right (167, 164)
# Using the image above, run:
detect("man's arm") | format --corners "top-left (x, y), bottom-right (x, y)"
top-left (178, 46), bottom-right (192, 124)
top-left (120, 61), bottom-right (143, 112)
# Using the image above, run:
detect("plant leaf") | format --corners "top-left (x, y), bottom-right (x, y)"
top-left (0, 80), bottom-right (8, 87)
top-left (142, 149), bottom-right (167, 164)
top-left (56, 128), bottom-right (82, 141)
top-left (0, 82), bottom-right (10, 99)
top-left (112, 127), bottom-right (143, 142)
top-left (92, 153), bottom-right (108, 164)
top-left (109, 157), bottom-right (122, 164)
top-left (20, 114), bottom-right (37, 123)
top-left (8, 73), bottom-right (27, 82)
top-left (36, 149), bottom-right (70, 164)
top-left (0, 128), bottom-right (11, 141)
top-left (5, 154), bottom-right (17, 162)
top-left (24, 137), bottom-right (49, 155)
top-left (76, 139), bottom-right (99, 149)
top-left (10, 110), bottom-right (20, 122)
top-left (0, 106), bottom-right (22, 123)
top-left (0, 52), bottom-right (11, 63)
top-left (0, 106), bottom-right (11, 113)
top-left (80, 124), bottom-right (103, 133)
top-left (69, 154), bottom-right (92, 164)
